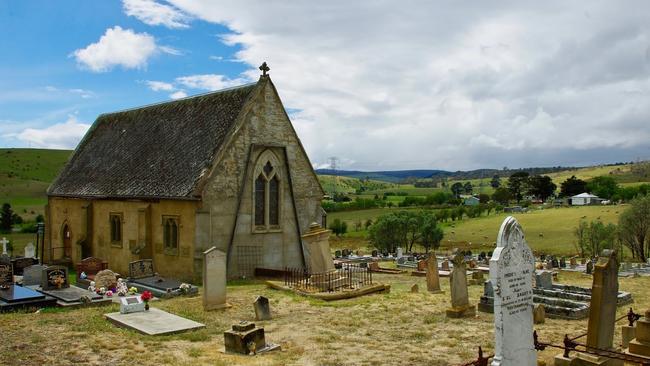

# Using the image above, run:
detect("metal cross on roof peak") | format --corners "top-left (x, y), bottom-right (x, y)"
top-left (259, 62), bottom-right (270, 76)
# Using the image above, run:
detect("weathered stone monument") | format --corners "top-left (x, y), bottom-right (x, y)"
top-left (533, 304), bottom-right (545, 324)
top-left (0, 237), bottom-right (8, 256)
top-left (445, 249), bottom-right (475, 318)
top-left (396, 247), bottom-right (403, 259)
top-left (301, 223), bottom-right (335, 273)
top-left (555, 249), bottom-right (622, 366)
top-left (410, 283), bottom-right (419, 293)
top-left (426, 254), bottom-right (442, 293)
top-left (585, 259), bottom-right (594, 275)
top-left (441, 259), bottom-right (450, 271)
top-left (490, 216), bottom-right (536, 366)
top-left (203, 247), bottom-right (229, 310)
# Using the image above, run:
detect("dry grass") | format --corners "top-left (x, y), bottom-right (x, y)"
top-left (0, 272), bottom-right (649, 365)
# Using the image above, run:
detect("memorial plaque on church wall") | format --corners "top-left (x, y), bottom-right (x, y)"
top-left (41, 266), bottom-right (69, 291)
top-left (490, 216), bottom-right (536, 366)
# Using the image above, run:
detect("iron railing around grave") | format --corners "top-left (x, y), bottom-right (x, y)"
top-left (457, 309), bottom-right (650, 366)
top-left (283, 263), bottom-right (373, 292)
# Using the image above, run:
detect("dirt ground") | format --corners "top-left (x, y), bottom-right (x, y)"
top-left (1, 270), bottom-right (649, 366)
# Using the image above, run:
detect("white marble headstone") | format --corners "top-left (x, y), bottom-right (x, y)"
top-left (0, 237), bottom-right (8, 255)
top-left (202, 247), bottom-right (228, 310)
top-left (396, 247), bottom-right (403, 259)
top-left (490, 216), bottom-right (536, 366)
top-left (24, 242), bottom-right (35, 258)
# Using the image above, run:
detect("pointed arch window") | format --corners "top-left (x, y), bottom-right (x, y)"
top-left (163, 216), bottom-right (179, 254)
top-left (110, 213), bottom-right (123, 247)
top-left (253, 151), bottom-right (282, 232)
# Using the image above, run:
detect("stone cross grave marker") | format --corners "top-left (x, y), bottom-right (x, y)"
top-left (445, 249), bottom-right (475, 318)
top-left (0, 237), bottom-right (8, 256)
top-left (426, 253), bottom-right (442, 293)
top-left (203, 247), bottom-right (229, 310)
top-left (490, 216), bottom-right (536, 366)
top-left (24, 242), bottom-right (35, 258)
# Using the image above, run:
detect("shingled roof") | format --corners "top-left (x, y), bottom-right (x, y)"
top-left (48, 81), bottom-right (259, 200)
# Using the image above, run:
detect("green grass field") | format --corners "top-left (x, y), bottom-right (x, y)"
top-left (328, 205), bottom-right (625, 256)
top-left (0, 148), bottom-right (71, 220)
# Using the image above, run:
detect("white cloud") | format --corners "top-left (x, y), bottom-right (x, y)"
top-left (163, 1), bottom-right (650, 170)
top-left (175, 74), bottom-right (249, 91)
top-left (68, 88), bottom-right (95, 99)
top-left (145, 80), bottom-right (175, 91)
top-left (16, 115), bottom-right (91, 149)
top-left (72, 26), bottom-right (158, 72)
top-left (123, 0), bottom-right (191, 29)
top-left (169, 90), bottom-right (188, 99)
top-left (159, 45), bottom-right (183, 55)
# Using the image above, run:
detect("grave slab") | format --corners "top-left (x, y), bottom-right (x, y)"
top-left (105, 307), bottom-right (205, 335)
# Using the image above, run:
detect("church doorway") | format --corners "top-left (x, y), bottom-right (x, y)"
top-left (62, 224), bottom-right (72, 258)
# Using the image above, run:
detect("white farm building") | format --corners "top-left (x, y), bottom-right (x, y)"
top-left (570, 193), bottom-right (602, 206)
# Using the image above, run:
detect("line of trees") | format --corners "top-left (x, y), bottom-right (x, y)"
top-left (368, 211), bottom-right (443, 253)
top-left (573, 195), bottom-right (650, 261)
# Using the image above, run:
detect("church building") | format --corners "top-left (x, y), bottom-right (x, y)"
top-left (44, 64), bottom-right (325, 281)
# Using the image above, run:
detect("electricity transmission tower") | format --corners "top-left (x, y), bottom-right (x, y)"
top-left (328, 156), bottom-right (339, 197)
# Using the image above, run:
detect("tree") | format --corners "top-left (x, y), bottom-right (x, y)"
top-left (585, 220), bottom-right (617, 258)
top-left (574, 220), bottom-right (588, 258)
top-left (528, 175), bottom-right (557, 201)
top-left (329, 218), bottom-right (348, 237)
top-left (618, 196), bottom-right (650, 261)
top-left (463, 182), bottom-right (473, 194)
top-left (490, 174), bottom-right (501, 189)
top-left (364, 219), bottom-right (373, 230)
top-left (420, 212), bottom-right (444, 253)
top-left (587, 176), bottom-right (619, 199)
top-left (0, 203), bottom-right (13, 233)
top-left (450, 182), bottom-right (464, 198)
top-left (368, 214), bottom-right (403, 253)
top-left (507, 172), bottom-right (530, 202)
top-left (560, 175), bottom-right (587, 197)
top-left (492, 187), bottom-right (512, 205)
top-left (478, 193), bottom-right (490, 203)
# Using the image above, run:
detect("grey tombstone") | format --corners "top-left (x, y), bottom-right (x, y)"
top-left (445, 249), bottom-right (475, 318)
top-left (586, 260), bottom-right (594, 275)
top-left (254, 296), bottom-right (272, 321)
top-left (535, 270), bottom-right (553, 289)
top-left (23, 264), bottom-right (46, 286)
top-left (203, 247), bottom-right (229, 310)
top-left (24, 242), bottom-right (35, 258)
top-left (0, 262), bottom-right (12, 286)
top-left (490, 216), bottom-right (536, 366)
top-left (559, 257), bottom-right (566, 268)
top-left (396, 247), bottom-right (403, 259)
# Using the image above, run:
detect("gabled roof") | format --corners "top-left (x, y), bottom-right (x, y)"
top-left (48, 81), bottom-right (259, 200)
top-left (572, 192), bottom-right (600, 198)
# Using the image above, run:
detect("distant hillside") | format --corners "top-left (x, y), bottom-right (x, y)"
top-left (317, 175), bottom-right (394, 194)
top-left (316, 169), bottom-right (450, 183)
top-left (0, 148), bottom-right (72, 218)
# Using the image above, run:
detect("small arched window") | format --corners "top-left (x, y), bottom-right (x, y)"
top-left (163, 216), bottom-right (179, 251)
top-left (253, 150), bottom-right (282, 231)
top-left (110, 213), bottom-right (122, 244)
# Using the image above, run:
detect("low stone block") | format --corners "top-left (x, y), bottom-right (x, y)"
top-left (445, 304), bottom-right (476, 318)
top-left (553, 354), bottom-right (578, 366)
top-left (621, 325), bottom-right (635, 348)
top-left (224, 323), bottom-right (266, 355)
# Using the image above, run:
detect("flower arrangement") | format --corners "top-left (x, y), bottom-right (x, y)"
top-left (98, 287), bottom-right (107, 295)
top-left (88, 281), bottom-right (96, 293)
top-left (179, 283), bottom-right (192, 294)
top-left (128, 287), bottom-right (138, 295)
top-left (140, 290), bottom-right (153, 310)
top-left (116, 279), bottom-right (128, 296)
top-left (105, 290), bottom-right (113, 297)
top-left (79, 271), bottom-right (87, 280)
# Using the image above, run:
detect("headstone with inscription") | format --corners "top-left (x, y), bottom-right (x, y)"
top-left (203, 247), bottom-right (229, 310)
top-left (445, 249), bottom-right (475, 318)
top-left (490, 216), bottom-right (536, 366)
top-left (23, 264), bottom-right (46, 286)
top-left (585, 260), bottom-right (594, 275)
top-left (396, 247), bottom-right (403, 259)
top-left (426, 254), bottom-right (442, 293)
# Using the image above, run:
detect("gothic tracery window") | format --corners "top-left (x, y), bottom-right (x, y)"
top-left (253, 151), bottom-right (282, 231)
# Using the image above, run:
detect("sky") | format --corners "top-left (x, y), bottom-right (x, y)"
top-left (1, 1), bottom-right (650, 171)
